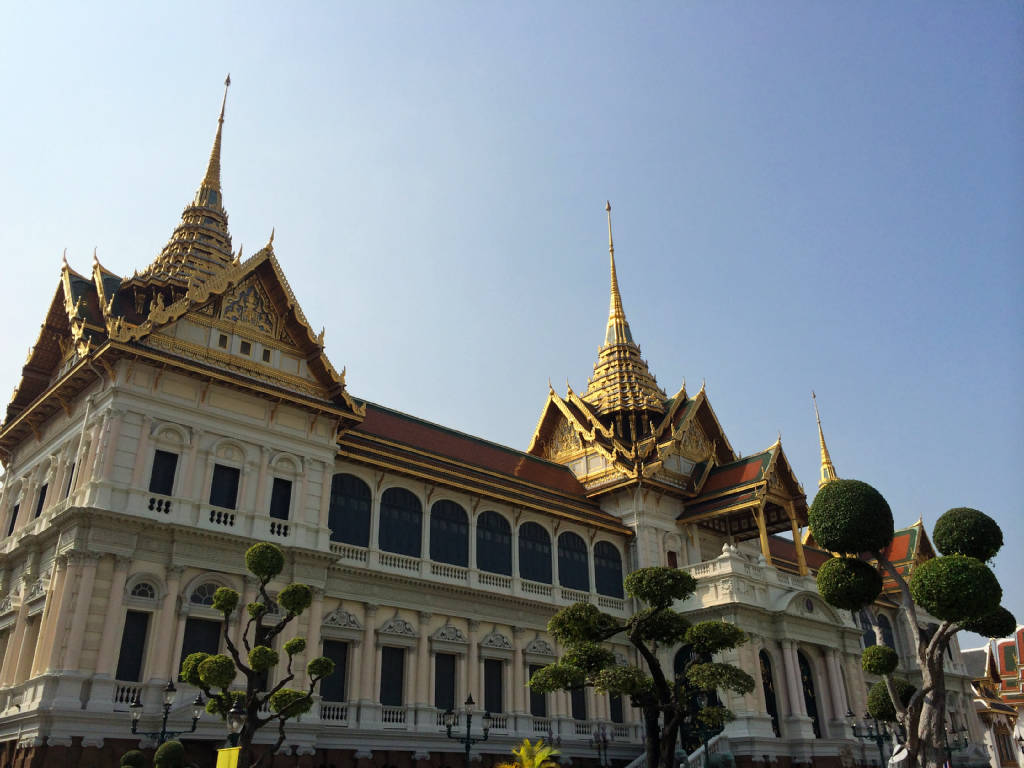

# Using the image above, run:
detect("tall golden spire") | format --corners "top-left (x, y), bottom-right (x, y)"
top-left (582, 202), bottom-right (665, 422)
top-left (137, 75), bottom-right (234, 286)
top-left (813, 391), bottom-right (838, 488)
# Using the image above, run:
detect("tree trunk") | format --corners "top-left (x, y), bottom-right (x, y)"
top-left (658, 721), bottom-right (680, 768)
top-left (643, 708), bottom-right (661, 768)
top-left (916, 657), bottom-right (947, 768)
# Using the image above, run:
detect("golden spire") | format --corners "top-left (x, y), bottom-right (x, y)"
top-left (604, 201), bottom-right (633, 347)
top-left (198, 74), bottom-right (230, 198)
top-left (813, 391), bottom-right (838, 488)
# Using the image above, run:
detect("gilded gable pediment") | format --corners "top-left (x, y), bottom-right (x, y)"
top-left (221, 276), bottom-right (278, 339)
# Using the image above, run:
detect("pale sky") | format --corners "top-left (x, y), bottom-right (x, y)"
top-left (1, 2), bottom-right (1021, 646)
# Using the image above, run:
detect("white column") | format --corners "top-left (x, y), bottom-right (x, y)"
top-left (63, 552), bottom-right (99, 670)
top-left (151, 566), bottom-right (184, 682)
top-left (179, 427), bottom-right (203, 498)
top-left (780, 640), bottom-right (804, 717)
top-left (416, 612), bottom-right (431, 706)
top-left (359, 604), bottom-right (377, 700)
top-left (318, 461), bottom-right (333, 530)
top-left (129, 414), bottom-right (152, 489)
top-left (43, 555), bottom-right (74, 674)
top-left (826, 649), bottom-right (848, 721)
top-left (467, 620), bottom-right (480, 703)
top-left (100, 408), bottom-right (125, 481)
top-left (512, 627), bottom-right (525, 713)
top-left (94, 556), bottom-right (132, 676)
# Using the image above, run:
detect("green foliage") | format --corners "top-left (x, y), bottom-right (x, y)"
top-left (206, 690), bottom-right (245, 719)
top-left (119, 750), bottom-right (146, 768)
top-left (862, 645), bottom-right (899, 675)
top-left (632, 608), bottom-right (690, 644)
top-left (867, 678), bottom-right (916, 722)
top-left (306, 655), bottom-right (335, 680)
top-left (699, 707), bottom-right (736, 730)
top-left (528, 663), bottom-right (586, 693)
top-left (269, 688), bottom-right (312, 717)
top-left (909, 555), bottom-right (1001, 622)
top-left (278, 583), bottom-right (312, 615)
top-left (283, 637), bottom-right (306, 656)
top-left (808, 479), bottom-right (894, 554)
top-left (816, 557), bottom-right (883, 610)
top-left (933, 508), bottom-right (1003, 562)
top-left (509, 737), bottom-right (560, 768)
top-left (961, 606), bottom-right (1016, 639)
top-left (593, 665), bottom-right (654, 697)
top-left (547, 602), bottom-right (621, 644)
top-left (685, 621), bottom-right (747, 656)
top-left (212, 587), bottom-right (239, 615)
top-left (180, 652), bottom-right (210, 687)
top-left (153, 740), bottom-right (185, 768)
top-left (563, 642), bottom-right (616, 674)
top-left (198, 654), bottom-right (237, 690)
top-left (248, 645), bottom-right (279, 672)
top-left (247, 601), bottom-right (267, 620)
top-left (686, 662), bottom-right (755, 695)
top-left (624, 567), bottom-right (697, 609)
top-left (245, 542), bottom-right (285, 581)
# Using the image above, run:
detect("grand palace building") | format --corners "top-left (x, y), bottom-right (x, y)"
top-left (0, 86), bottom-right (994, 768)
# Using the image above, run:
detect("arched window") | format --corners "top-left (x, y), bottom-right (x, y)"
top-left (877, 614), bottom-right (896, 650)
top-left (328, 474), bottom-right (371, 547)
top-left (760, 650), bottom-right (781, 737)
top-left (594, 541), bottom-right (624, 598)
top-left (131, 582), bottom-right (157, 600)
top-left (190, 582), bottom-right (221, 606)
top-left (379, 487), bottom-right (422, 557)
top-left (557, 532), bottom-right (589, 591)
top-left (477, 511), bottom-right (512, 575)
top-left (675, 643), bottom-right (722, 752)
top-left (859, 610), bottom-right (876, 648)
top-left (430, 501), bottom-right (468, 567)
top-left (797, 651), bottom-right (821, 738)
top-left (519, 523), bottom-right (552, 584)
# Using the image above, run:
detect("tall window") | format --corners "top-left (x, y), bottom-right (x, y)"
top-left (63, 463), bottom-right (75, 498)
top-left (380, 646), bottom-right (405, 706)
top-left (858, 610), bottom-right (876, 648)
top-left (610, 694), bottom-right (624, 723)
top-left (797, 651), bottom-right (821, 738)
top-left (5, 504), bottom-right (18, 537)
top-left (877, 614), bottom-right (896, 650)
top-left (760, 650), bottom-right (780, 737)
top-left (33, 484), bottom-right (48, 518)
top-left (209, 464), bottom-right (240, 509)
top-left (484, 658), bottom-right (504, 713)
top-left (430, 501), bottom-right (468, 567)
top-left (269, 478), bottom-right (292, 520)
top-left (115, 610), bottom-right (150, 682)
top-left (179, 618), bottom-right (221, 679)
top-left (519, 523), bottom-right (552, 584)
top-left (594, 541), bottom-right (624, 598)
top-left (477, 511), bottom-right (512, 576)
top-left (379, 488), bottom-right (422, 557)
top-left (570, 687), bottom-right (587, 720)
top-left (528, 664), bottom-right (547, 716)
top-left (558, 532), bottom-right (589, 591)
top-left (148, 450), bottom-right (178, 496)
top-left (435, 653), bottom-right (457, 711)
top-left (320, 640), bottom-right (349, 702)
top-left (328, 473), bottom-right (371, 546)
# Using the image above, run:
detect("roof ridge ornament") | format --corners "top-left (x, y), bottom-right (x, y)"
top-left (812, 390), bottom-right (839, 488)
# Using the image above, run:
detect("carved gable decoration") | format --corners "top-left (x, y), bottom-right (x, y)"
top-left (323, 607), bottom-right (361, 630)
top-left (432, 624), bottom-right (468, 644)
top-left (221, 276), bottom-right (276, 337)
top-left (679, 420), bottom-right (712, 460)
top-left (481, 631), bottom-right (512, 650)
top-left (524, 637), bottom-right (554, 656)
top-left (379, 617), bottom-right (417, 637)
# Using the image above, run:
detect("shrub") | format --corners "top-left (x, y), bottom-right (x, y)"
top-left (961, 606), bottom-right (1016, 639)
top-left (206, 689), bottom-right (245, 718)
top-left (180, 652), bottom-right (210, 687)
top-left (212, 587), bottom-right (239, 615)
top-left (246, 542), bottom-right (285, 580)
top-left (154, 740), bottom-right (185, 768)
top-left (269, 688), bottom-right (312, 717)
top-left (119, 750), bottom-right (146, 768)
top-left (816, 557), bottom-right (883, 610)
top-left (284, 637), bottom-right (306, 656)
top-left (909, 555), bottom-right (1001, 623)
top-left (685, 621), bottom-right (747, 655)
top-left (278, 583), bottom-right (312, 615)
top-left (624, 567), bottom-right (697, 608)
top-left (563, 643), bottom-right (616, 673)
top-left (808, 479), bottom-right (894, 554)
top-left (249, 645), bottom-right (279, 672)
top-left (862, 645), bottom-right (899, 675)
top-left (306, 655), bottom-right (335, 680)
top-left (198, 654), bottom-right (237, 689)
top-left (867, 678), bottom-right (915, 722)
top-left (933, 508), bottom-right (1003, 561)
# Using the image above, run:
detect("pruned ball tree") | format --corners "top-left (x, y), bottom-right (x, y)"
top-left (528, 567), bottom-right (754, 768)
top-left (809, 482), bottom-right (1014, 768)
top-left (179, 542), bottom-right (335, 768)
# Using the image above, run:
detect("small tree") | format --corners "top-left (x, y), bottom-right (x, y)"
top-left (153, 740), bottom-right (185, 768)
top-left (809, 482), bottom-right (1015, 768)
top-left (119, 750), bottom-right (146, 768)
top-left (179, 542), bottom-right (335, 768)
top-left (528, 567), bottom-right (754, 768)
top-left (497, 738), bottom-right (560, 768)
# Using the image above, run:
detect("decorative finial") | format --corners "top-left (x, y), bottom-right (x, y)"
top-left (812, 391), bottom-right (838, 488)
top-left (199, 75), bottom-right (231, 198)
top-left (61, 249), bottom-right (68, 266)
top-left (548, 378), bottom-right (554, 394)
top-left (220, 74), bottom-right (231, 123)
top-left (92, 247), bottom-right (98, 264)
top-left (269, 227), bottom-right (275, 245)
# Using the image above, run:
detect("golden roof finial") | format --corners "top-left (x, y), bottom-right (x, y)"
top-left (200, 74), bottom-right (231, 194)
top-left (813, 390), bottom-right (839, 488)
top-left (606, 200), bottom-right (627, 330)
top-left (61, 249), bottom-right (68, 266)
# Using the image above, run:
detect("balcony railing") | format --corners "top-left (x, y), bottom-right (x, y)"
top-left (320, 702), bottom-right (349, 725)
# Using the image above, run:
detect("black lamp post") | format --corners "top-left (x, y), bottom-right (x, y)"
top-left (130, 681), bottom-right (203, 745)
top-left (226, 698), bottom-right (246, 748)
top-left (847, 710), bottom-right (891, 767)
top-left (593, 724), bottom-right (612, 767)
top-left (444, 694), bottom-right (493, 768)
top-left (942, 726), bottom-right (968, 766)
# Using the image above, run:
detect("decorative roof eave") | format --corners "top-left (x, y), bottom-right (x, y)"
top-left (564, 387), bottom-right (614, 439)
top-left (690, 388), bottom-right (736, 464)
top-left (653, 381), bottom-right (688, 439)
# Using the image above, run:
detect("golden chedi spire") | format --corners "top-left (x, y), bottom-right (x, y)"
top-left (813, 391), bottom-right (838, 488)
top-left (582, 202), bottom-right (666, 424)
top-left (138, 75), bottom-right (234, 286)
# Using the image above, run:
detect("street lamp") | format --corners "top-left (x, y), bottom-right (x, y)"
top-left (444, 694), bottom-right (492, 768)
top-left (227, 698), bottom-right (247, 748)
top-left (593, 724), bottom-right (612, 767)
top-left (847, 710), bottom-right (891, 767)
top-left (129, 681), bottom-right (203, 745)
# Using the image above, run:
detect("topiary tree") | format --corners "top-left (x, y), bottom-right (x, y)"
top-left (809, 485), bottom-right (1014, 768)
top-left (119, 750), bottom-right (146, 768)
top-left (179, 542), bottom-right (334, 768)
top-left (153, 740), bottom-right (185, 768)
top-left (528, 567), bottom-right (754, 768)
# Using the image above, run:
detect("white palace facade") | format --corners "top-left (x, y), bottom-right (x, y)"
top-left (0, 89), bottom-right (986, 768)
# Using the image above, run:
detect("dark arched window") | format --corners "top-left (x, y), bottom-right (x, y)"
top-left (557, 532), bottom-right (589, 591)
top-left (379, 487), bottom-right (422, 557)
top-left (675, 643), bottom-right (722, 752)
top-left (430, 500), bottom-right (468, 567)
top-left (797, 651), bottom-right (821, 738)
top-left (594, 541), bottom-right (624, 598)
top-left (760, 650), bottom-right (781, 737)
top-left (858, 610), bottom-right (876, 648)
top-left (328, 474), bottom-right (371, 546)
top-left (877, 614), bottom-right (896, 650)
top-left (477, 511), bottom-right (512, 575)
top-left (519, 523), bottom-right (552, 584)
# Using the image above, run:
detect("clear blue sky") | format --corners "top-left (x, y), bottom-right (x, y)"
top-left (1, 3), bottom-right (1021, 646)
